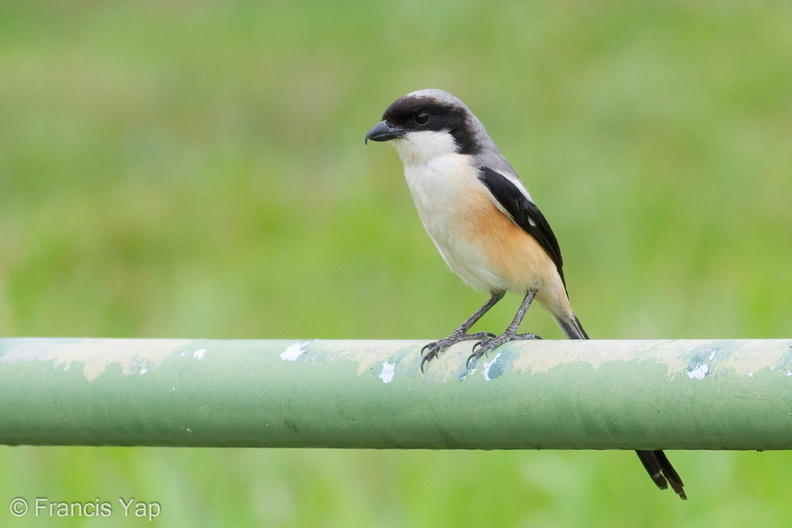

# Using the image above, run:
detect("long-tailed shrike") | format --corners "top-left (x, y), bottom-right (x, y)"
top-left (365, 88), bottom-right (686, 499)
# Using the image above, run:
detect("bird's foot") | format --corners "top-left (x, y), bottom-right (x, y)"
top-left (467, 332), bottom-right (541, 368)
top-left (421, 331), bottom-right (495, 372)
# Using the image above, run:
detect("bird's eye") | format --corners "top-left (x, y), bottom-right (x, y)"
top-left (414, 112), bottom-right (430, 126)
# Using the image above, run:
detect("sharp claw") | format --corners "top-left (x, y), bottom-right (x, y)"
top-left (468, 342), bottom-right (489, 366)
top-left (472, 332), bottom-right (496, 351)
top-left (421, 342), bottom-right (441, 372)
top-left (420, 330), bottom-right (505, 372)
top-left (465, 352), bottom-right (481, 370)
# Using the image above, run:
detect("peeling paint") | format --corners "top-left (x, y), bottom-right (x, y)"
top-left (483, 353), bottom-right (503, 381)
top-left (686, 347), bottom-right (716, 380)
top-left (0, 338), bottom-right (191, 381)
top-left (506, 339), bottom-right (792, 380)
top-left (2, 337), bottom-right (791, 389)
top-left (687, 363), bottom-right (708, 380)
top-left (458, 360), bottom-right (477, 382)
top-left (284, 339), bottom-right (416, 377)
top-left (378, 362), bottom-right (395, 383)
top-left (280, 341), bottom-right (310, 361)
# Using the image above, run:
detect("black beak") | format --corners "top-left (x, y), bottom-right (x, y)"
top-left (365, 120), bottom-right (406, 144)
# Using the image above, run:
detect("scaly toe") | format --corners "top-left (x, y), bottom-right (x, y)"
top-left (420, 341), bottom-right (438, 358)
top-left (420, 331), bottom-right (494, 371)
top-left (466, 341), bottom-right (500, 368)
top-left (469, 336), bottom-right (504, 364)
top-left (513, 332), bottom-right (542, 340)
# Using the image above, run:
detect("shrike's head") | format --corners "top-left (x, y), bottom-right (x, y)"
top-left (365, 89), bottom-right (507, 168)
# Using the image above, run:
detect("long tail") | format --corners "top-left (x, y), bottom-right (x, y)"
top-left (636, 450), bottom-right (687, 500)
top-left (556, 313), bottom-right (687, 500)
top-left (557, 313), bottom-right (588, 340)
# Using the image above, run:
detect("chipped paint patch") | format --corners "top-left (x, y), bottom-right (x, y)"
top-left (505, 339), bottom-right (792, 380)
top-left (0, 338), bottom-right (192, 381)
top-left (280, 341), bottom-right (310, 361)
top-left (459, 361), bottom-right (477, 382)
top-left (193, 348), bottom-right (207, 360)
top-left (378, 362), bottom-right (396, 383)
top-left (482, 353), bottom-right (503, 381)
top-left (286, 339), bottom-right (416, 377)
top-left (687, 363), bottom-right (709, 380)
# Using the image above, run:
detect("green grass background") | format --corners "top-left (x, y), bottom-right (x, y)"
top-left (1, 1), bottom-right (791, 526)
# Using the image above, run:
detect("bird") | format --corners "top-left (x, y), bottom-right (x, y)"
top-left (365, 88), bottom-right (686, 499)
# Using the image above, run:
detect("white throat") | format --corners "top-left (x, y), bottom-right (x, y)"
top-left (392, 130), bottom-right (459, 167)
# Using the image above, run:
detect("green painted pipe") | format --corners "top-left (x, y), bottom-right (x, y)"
top-left (1, 338), bottom-right (791, 450)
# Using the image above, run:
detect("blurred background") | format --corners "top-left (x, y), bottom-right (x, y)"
top-left (1, 1), bottom-right (791, 526)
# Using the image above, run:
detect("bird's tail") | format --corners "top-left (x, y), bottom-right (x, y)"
top-left (556, 312), bottom-right (687, 500)
top-left (636, 450), bottom-right (687, 500)
top-left (556, 313), bottom-right (588, 340)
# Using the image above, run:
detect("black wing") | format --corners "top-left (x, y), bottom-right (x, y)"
top-left (478, 167), bottom-right (565, 285)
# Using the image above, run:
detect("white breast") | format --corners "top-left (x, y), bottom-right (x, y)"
top-left (394, 133), bottom-right (509, 292)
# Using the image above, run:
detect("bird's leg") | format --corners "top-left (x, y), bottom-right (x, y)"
top-left (468, 288), bottom-right (540, 367)
top-left (421, 291), bottom-right (505, 371)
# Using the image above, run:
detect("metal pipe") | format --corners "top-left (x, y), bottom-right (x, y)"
top-left (1, 338), bottom-right (791, 449)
